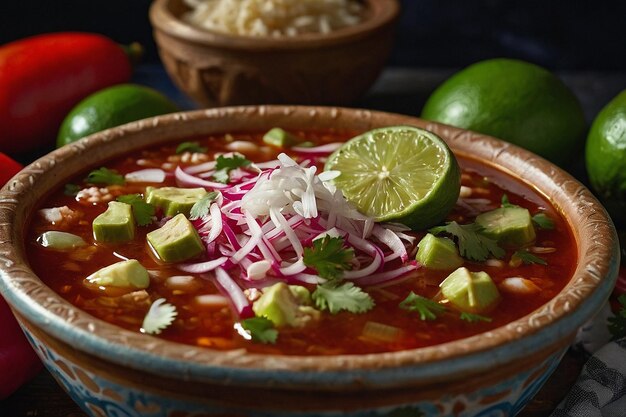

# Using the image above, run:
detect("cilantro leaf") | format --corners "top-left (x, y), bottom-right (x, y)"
top-left (116, 194), bottom-right (155, 226)
top-left (532, 213), bottom-right (555, 230)
top-left (212, 154), bottom-right (252, 184)
top-left (501, 194), bottom-right (519, 208)
top-left (85, 167), bottom-right (125, 185)
top-left (399, 292), bottom-right (446, 321)
top-left (141, 298), bottom-right (177, 335)
top-left (512, 250), bottom-right (547, 266)
top-left (608, 294), bottom-right (626, 340)
top-left (241, 317), bottom-right (278, 344)
top-left (176, 141), bottom-right (207, 154)
top-left (312, 281), bottom-right (374, 314)
top-left (303, 236), bottom-right (354, 280)
top-left (64, 183), bottom-right (81, 196)
top-left (429, 221), bottom-right (505, 262)
top-left (189, 192), bottom-right (218, 220)
top-left (460, 312), bottom-right (492, 323)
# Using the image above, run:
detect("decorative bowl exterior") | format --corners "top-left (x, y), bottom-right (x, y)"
top-left (149, 0), bottom-right (400, 107)
top-left (0, 106), bottom-right (619, 417)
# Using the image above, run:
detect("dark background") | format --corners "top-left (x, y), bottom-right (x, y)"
top-left (2, 0), bottom-right (626, 71)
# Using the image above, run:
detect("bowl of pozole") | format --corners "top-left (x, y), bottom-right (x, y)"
top-left (0, 106), bottom-right (618, 417)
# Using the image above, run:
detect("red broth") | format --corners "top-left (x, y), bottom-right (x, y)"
top-left (26, 130), bottom-right (576, 355)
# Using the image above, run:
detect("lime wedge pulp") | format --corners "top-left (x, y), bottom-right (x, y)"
top-left (324, 126), bottom-right (461, 230)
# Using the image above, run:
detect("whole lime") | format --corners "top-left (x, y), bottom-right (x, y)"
top-left (57, 84), bottom-right (179, 147)
top-left (421, 58), bottom-right (586, 166)
top-left (585, 89), bottom-right (626, 226)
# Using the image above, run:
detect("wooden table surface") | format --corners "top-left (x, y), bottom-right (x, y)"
top-left (0, 347), bottom-right (587, 416)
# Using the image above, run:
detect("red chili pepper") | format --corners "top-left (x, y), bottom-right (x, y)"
top-left (0, 152), bottom-right (40, 399)
top-left (0, 32), bottom-right (139, 155)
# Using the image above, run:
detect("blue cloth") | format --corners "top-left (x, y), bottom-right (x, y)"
top-left (551, 304), bottom-right (626, 417)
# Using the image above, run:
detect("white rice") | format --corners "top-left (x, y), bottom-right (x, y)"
top-left (183, 0), bottom-right (364, 37)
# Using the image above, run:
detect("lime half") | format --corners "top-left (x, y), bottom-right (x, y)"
top-left (325, 126), bottom-right (461, 230)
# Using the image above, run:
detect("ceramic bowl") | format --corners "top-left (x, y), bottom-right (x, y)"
top-left (149, 0), bottom-right (400, 107)
top-left (0, 106), bottom-right (618, 417)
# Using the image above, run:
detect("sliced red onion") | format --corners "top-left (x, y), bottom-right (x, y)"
top-left (198, 170), bottom-right (216, 179)
top-left (290, 142), bottom-right (343, 155)
top-left (372, 225), bottom-right (408, 262)
top-left (175, 166), bottom-right (228, 189)
top-left (184, 161), bottom-right (217, 175)
top-left (231, 216), bottom-right (263, 263)
top-left (353, 262), bottom-right (419, 286)
top-left (215, 267), bottom-right (251, 317)
top-left (269, 207), bottom-right (303, 257)
top-left (246, 260), bottom-right (272, 280)
top-left (206, 203), bottom-right (223, 243)
top-left (178, 256), bottom-right (228, 273)
top-left (290, 273), bottom-right (326, 285)
top-left (221, 221), bottom-right (241, 250)
top-left (252, 160), bottom-right (281, 170)
top-left (279, 258), bottom-right (306, 275)
top-left (125, 168), bottom-right (166, 183)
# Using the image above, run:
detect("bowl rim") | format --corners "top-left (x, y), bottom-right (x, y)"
top-left (0, 105), bottom-right (618, 388)
top-left (149, 0), bottom-right (401, 51)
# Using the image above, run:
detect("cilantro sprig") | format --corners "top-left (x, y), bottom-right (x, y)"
top-left (460, 312), bottom-right (492, 323)
top-left (189, 192), bottom-right (219, 220)
top-left (85, 167), bottom-right (125, 186)
top-left (116, 194), bottom-right (155, 226)
top-left (312, 281), bottom-right (374, 314)
top-left (399, 292), bottom-right (446, 321)
top-left (429, 221), bottom-right (505, 262)
top-left (241, 317), bottom-right (278, 344)
top-left (608, 294), bottom-right (626, 340)
top-left (213, 154), bottom-right (251, 184)
top-left (500, 194), bottom-right (519, 208)
top-left (532, 213), bottom-right (555, 230)
top-left (64, 183), bottom-right (81, 196)
top-left (303, 236), bottom-right (354, 280)
top-left (512, 249), bottom-right (547, 266)
top-left (176, 141), bottom-right (207, 154)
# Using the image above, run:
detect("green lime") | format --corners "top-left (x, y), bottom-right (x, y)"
top-left (57, 84), bottom-right (179, 147)
top-left (421, 58), bottom-right (586, 167)
top-left (585, 89), bottom-right (626, 226)
top-left (324, 126), bottom-right (461, 230)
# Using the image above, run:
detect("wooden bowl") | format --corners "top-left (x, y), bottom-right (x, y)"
top-left (149, 0), bottom-right (400, 107)
top-left (0, 106), bottom-right (618, 416)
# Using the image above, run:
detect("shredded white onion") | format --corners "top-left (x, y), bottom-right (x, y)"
top-left (178, 150), bottom-right (417, 316)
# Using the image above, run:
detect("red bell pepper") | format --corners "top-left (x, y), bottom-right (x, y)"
top-left (0, 153), bottom-right (41, 399)
top-left (0, 152), bottom-right (23, 185)
top-left (0, 32), bottom-right (138, 155)
top-left (0, 298), bottom-right (42, 399)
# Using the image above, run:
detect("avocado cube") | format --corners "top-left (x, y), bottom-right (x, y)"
top-left (93, 201), bottom-right (135, 243)
top-left (262, 128), bottom-right (301, 148)
top-left (416, 233), bottom-right (464, 270)
top-left (475, 206), bottom-right (536, 248)
top-left (440, 267), bottom-right (500, 314)
top-left (37, 231), bottom-right (87, 250)
top-left (147, 213), bottom-right (204, 263)
top-left (253, 282), bottom-right (320, 327)
top-left (85, 259), bottom-right (149, 289)
top-left (146, 186), bottom-right (207, 217)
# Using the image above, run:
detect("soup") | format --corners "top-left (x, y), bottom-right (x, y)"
top-left (26, 128), bottom-right (576, 355)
